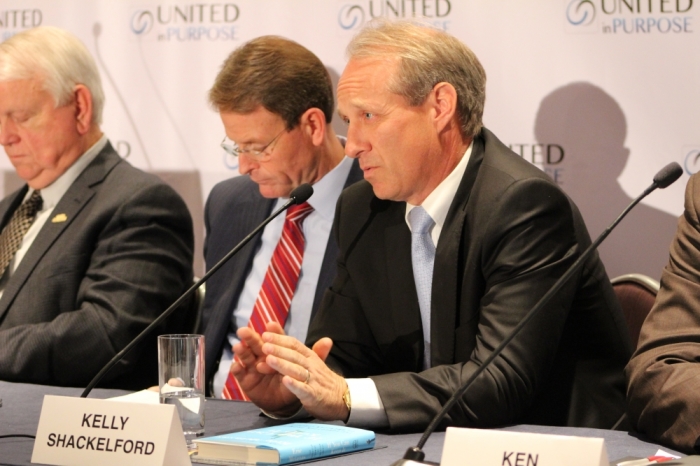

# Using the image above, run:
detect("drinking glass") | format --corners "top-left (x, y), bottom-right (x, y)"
top-left (158, 334), bottom-right (205, 445)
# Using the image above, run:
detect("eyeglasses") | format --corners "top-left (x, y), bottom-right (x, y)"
top-left (221, 128), bottom-right (286, 161)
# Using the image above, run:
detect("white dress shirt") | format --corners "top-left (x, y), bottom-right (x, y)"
top-left (346, 141), bottom-right (473, 429)
top-left (213, 155), bottom-right (355, 397)
top-left (0, 136), bottom-right (108, 299)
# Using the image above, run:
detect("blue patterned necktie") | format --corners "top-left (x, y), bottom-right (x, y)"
top-left (409, 206), bottom-right (436, 370)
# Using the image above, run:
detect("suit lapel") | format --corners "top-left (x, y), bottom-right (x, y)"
top-left (203, 190), bottom-right (275, 374)
top-left (0, 187), bottom-right (27, 230)
top-left (311, 159), bottom-right (364, 321)
top-left (430, 132), bottom-right (485, 366)
top-left (0, 145), bottom-right (120, 321)
top-left (218, 195), bottom-right (274, 315)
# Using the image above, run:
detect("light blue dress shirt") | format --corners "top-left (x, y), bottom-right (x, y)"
top-left (213, 155), bottom-right (355, 397)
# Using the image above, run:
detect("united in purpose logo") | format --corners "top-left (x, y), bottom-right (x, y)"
top-left (0, 8), bottom-right (43, 40)
top-left (130, 3), bottom-right (240, 41)
top-left (338, 0), bottom-right (452, 31)
top-left (565, 0), bottom-right (694, 34)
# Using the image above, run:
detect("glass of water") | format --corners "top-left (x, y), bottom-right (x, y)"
top-left (158, 334), bottom-right (205, 446)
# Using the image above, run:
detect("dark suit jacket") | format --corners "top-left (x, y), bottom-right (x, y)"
top-left (626, 173), bottom-right (700, 454)
top-left (0, 142), bottom-right (194, 389)
top-left (307, 128), bottom-right (631, 432)
top-left (201, 160), bottom-right (363, 391)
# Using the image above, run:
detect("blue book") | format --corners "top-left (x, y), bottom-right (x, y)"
top-left (193, 423), bottom-right (376, 465)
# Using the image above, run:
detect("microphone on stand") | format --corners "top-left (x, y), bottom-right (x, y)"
top-left (80, 183), bottom-right (315, 398)
top-left (390, 162), bottom-right (683, 466)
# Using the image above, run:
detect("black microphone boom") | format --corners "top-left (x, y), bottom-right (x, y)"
top-left (80, 183), bottom-right (314, 397)
top-left (391, 162), bottom-right (683, 465)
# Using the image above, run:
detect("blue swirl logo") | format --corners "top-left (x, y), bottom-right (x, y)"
top-left (338, 4), bottom-right (365, 30)
top-left (684, 149), bottom-right (700, 175)
top-left (224, 151), bottom-right (239, 171)
top-left (567, 0), bottom-right (596, 26)
top-left (131, 10), bottom-right (154, 35)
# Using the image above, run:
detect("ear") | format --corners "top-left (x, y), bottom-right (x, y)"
top-left (298, 107), bottom-right (327, 147)
top-left (430, 82), bottom-right (458, 134)
top-left (73, 84), bottom-right (94, 135)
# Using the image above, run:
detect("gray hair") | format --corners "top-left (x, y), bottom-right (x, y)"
top-left (0, 26), bottom-right (105, 125)
top-left (347, 20), bottom-right (486, 139)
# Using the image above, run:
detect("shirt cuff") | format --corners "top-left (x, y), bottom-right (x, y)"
top-left (345, 378), bottom-right (389, 429)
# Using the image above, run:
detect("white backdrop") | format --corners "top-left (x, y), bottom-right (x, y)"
top-left (0, 0), bottom-right (696, 279)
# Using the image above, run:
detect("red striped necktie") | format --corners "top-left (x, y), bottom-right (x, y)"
top-left (222, 201), bottom-right (314, 400)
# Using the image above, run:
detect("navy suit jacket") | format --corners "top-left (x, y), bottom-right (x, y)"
top-left (201, 160), bottom-right (363, 391)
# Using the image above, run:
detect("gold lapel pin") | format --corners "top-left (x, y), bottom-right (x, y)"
top-left (51, 213), bottom-right (68, 223)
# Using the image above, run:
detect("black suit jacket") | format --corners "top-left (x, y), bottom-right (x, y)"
top-left (0, 142), bottom-right (194, 389)
top-left (201, 160), bottom-right (363, 390)
top-left (307, 129), bottom-right (631, 432)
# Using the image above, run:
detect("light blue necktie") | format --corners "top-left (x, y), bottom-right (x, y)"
top-left (409, 206), bottom-right (436, 370)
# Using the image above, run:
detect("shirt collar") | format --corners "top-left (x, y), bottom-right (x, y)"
top-left (405, 140), bottom-right (473, 242)
top-left (27, 135), bottom-right (108, 210)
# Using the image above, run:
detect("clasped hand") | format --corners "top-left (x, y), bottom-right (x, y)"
top-left (230, 322), bottom-right (349, 422)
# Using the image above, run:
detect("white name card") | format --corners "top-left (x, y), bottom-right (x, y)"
top-left (441, 427), bottom-right (608, 466)
top-left (31, 395), bottom-right (190, 466)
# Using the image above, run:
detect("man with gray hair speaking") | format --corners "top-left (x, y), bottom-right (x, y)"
top-left (0, 26), bottom-right (194, 389)
top-left (228, 21), bottom-right (631, 433)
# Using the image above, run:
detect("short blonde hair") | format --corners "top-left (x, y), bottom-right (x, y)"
top-left (348, 20), bottom-right (486, 139)
top-left (0, 26), bottom-right (105, 125)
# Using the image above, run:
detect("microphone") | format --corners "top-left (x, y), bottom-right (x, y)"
top-left (80, 183), bottom-right (314, 397)
top-left (390, 162), bottom-right (683, 465)
top-left (289, 183), bottom-right (314, 204)
top-left (653, 162), bottom-right (683, 188)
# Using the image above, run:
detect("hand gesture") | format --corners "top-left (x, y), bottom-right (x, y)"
top-left (261, 332), bottom-right (349, 422)
top-left (229, 322), bottom-right (300, 415)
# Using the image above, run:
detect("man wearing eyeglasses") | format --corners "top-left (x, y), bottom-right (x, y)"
top-left (201, 36), bottom-right (362, 399)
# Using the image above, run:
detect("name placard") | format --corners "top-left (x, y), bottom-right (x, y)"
top-left (441, 427), bottom-right (608, 466)
top-left (31, 395), bottom-right (190, 466)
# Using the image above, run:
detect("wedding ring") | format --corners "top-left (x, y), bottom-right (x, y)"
top-left (304, 369), bottom-right (311, 384)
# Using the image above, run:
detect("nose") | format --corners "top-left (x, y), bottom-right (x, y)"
top-left (0, 117), bottom-right (19, 147)
top-left (237, 153), bottom-right (258, 176)
top-left (343, 122), bottom-right (368, 159)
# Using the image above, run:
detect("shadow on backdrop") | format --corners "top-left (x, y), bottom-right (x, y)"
top-left (534, 82), bottom-right (678, 280)
top-left (326, 66), bottom-right (348, 139)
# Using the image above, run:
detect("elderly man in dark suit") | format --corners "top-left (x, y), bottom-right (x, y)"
top-left (228, 21), bottom-right (631, 432)
top-left (201, 36), bottom-right (362, 399)
top-left (626, 172), bottom-right (700, 454)
top-left (0, 27), bottom-right (193, 389)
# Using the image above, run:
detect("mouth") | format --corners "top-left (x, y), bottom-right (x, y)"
top-left (248, 174), bottom-right (272, 186)
top-left (362, 167), bottom-right (379, 182)
top-left (6, 153), bottom-right (25, 163)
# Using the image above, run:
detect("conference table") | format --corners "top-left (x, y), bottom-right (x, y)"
top-left (0, 380), bottom-right (685, 465)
